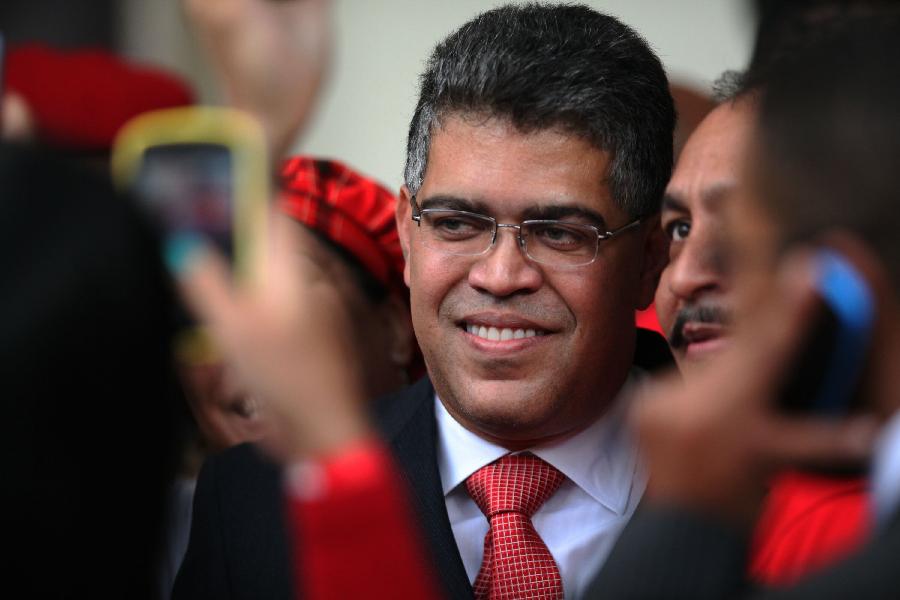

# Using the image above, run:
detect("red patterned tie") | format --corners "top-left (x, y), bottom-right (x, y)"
top-left (465, 453), bottom-right (566, 600)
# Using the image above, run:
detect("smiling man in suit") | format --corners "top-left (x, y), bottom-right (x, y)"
top-left (173, 4), bottom-right (674, 599)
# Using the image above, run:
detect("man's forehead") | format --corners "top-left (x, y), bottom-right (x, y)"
top-left (663, 101), bottom-right (755, 216)
top-left (421, 116), bottom-right (620, 220)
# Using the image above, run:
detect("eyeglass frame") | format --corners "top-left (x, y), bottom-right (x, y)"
top-left (409, 195), bottom-right (642, 268)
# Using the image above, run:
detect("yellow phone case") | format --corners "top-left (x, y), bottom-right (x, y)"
top-left (111, 106), bottom-right (269, 283)
top-left (112, 107), bottom-right (270, 365)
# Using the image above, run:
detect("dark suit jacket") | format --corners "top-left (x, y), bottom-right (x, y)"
top-left (173, 329), bottom-right (673, 600)
top-left (173, 376), bottom-right (470, 600)
top-left (585, 503), bottom-right (900, 599)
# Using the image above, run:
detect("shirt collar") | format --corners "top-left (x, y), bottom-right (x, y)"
top-left (435, 370), bottom-right (645, 515)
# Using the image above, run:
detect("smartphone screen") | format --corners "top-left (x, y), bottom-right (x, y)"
top-left (133, 143), bottom-right (235, 261)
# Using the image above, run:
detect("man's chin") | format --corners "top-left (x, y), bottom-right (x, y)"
top-left (437, 378), bottom-right (569, 445)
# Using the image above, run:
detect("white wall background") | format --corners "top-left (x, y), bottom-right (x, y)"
top-left (120, 0), bottom-right (755, 192)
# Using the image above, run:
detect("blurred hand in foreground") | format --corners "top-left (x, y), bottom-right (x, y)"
top-left (170, 214), bottom-right (370, 462)
top-left (632, 250), bottom-right (879, 526)
top-left (183, 0), bottom-right (332, 158)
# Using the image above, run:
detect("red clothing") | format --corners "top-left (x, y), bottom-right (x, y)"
top-left (285, 440), bottom-right (442, 600)
top-left (635, 304), bottom-right (663, 335)
top-left (750, 471), bottom-right (869, 586)
top-left (6, 44), bottom-right (194, 150)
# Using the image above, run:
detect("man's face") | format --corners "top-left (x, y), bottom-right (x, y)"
top-left (397, 115), bottom-right (663, 449)
top-left (656, 100), bottom-right (756, 375)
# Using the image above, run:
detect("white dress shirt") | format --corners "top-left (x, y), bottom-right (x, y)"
top-left (436, 371), bottom-right (647, 599)
top-left (872, 408), bottom-right (900, 528)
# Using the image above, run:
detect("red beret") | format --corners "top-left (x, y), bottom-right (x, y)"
top-left (279, 156), bottom-right (406, 296)
top-left (6, 44), bottom-right (194, 150)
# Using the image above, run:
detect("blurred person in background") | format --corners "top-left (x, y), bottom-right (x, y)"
top-left (0, 142), bottom-right (183, 597)
top-left (587, 12), bottom-right (900, 598)
top-left (277, 156), bottom-right (419, 394)
top-left (182, 0), bottom-right (331, 159)
top-left (163, 156), bottom-right (420, 598)
top-left (179, 156), bottom-right (418, 454)
top-left (1, 43), bottom-right (194, 155)
top-left (656, 71), bottom-right (868, 586)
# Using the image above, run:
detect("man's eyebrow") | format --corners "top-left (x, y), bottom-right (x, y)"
top-left (418, 195), bottom-right (490, 214)
top-left (417, 196), bottom-right (608, 227)
top-left (522, 205), bottom-right (607, 227)
top-left (662, 193), bottom-right (688, 213)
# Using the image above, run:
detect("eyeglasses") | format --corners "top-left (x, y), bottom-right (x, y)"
top-left (410, 196), bottom-right (641, 268)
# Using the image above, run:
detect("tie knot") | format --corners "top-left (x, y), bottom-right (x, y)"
top-left (465, 454), bottom-right (565, 518)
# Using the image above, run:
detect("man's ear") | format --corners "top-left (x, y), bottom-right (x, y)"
top-left (397, 185), bottom-right (413, 287)
top-left (636, 213), bottom-right (669, 310)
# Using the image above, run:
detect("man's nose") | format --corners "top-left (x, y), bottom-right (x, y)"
top-left (467, 226), bottom-right (543, 297)
top-left (666, 233), bottom-right (728, 301)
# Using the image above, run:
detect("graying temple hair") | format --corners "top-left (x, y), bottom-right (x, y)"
top-left (711, 70), bottom-right (748, 104)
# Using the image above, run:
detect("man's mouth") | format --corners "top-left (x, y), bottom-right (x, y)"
top-left (464, 323), bottom-right (547, 341)
top-left (669, 304), bottom-right (731, 357)
top-left (680, 322), bottom-right (725, 345)
top-left (457, 313), bottom-right (554, 346)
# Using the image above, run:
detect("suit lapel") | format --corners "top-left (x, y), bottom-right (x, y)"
top-left (374, 378), bottom-right (473, 599)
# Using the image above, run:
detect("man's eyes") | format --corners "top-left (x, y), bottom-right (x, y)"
top-left (531, 224), bottom-right (592, 249)
top-left (664, 220), bottom-right (691, 242)
top-left (431, 215), bottom-right (490, 235)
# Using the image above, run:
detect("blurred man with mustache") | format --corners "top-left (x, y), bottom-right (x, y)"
top-left (655, 73), bottom-right (867, 585)
top-left (588, 13), bottom-right (900, 598)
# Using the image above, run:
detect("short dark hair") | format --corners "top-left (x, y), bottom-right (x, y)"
top-left (756, 14), bottom-right (900, 290)
top-left (404, 3), bottom-right (675, 218)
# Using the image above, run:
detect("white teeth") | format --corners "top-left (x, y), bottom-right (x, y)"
top-left (466, 324), bottom-right (542, 341)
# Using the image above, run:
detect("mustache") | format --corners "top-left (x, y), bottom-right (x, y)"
top-left (668, 304), bottom-right (732, 350)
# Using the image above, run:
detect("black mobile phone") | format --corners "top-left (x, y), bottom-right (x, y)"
top-left (777, 250), bottom-right (874, 416)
